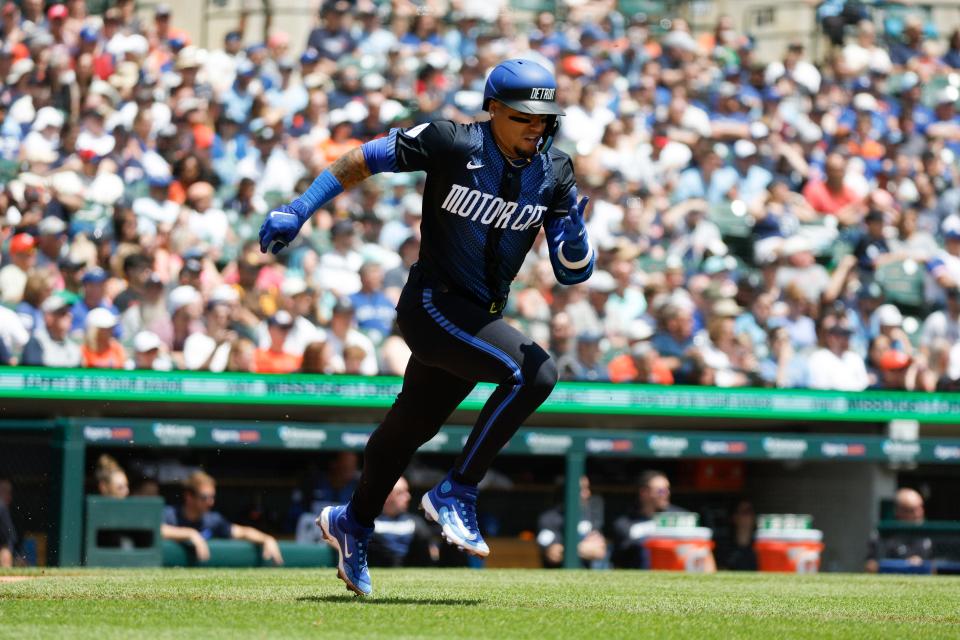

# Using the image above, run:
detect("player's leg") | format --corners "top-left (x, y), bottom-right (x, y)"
top-left (320, 354), bottom-right (473, 596)
top-left (413, 286), bottom-right (558, 556)
top-left (350, 355), bottom-right (475, 525)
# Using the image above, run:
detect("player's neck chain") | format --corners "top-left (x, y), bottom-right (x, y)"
top-left (491, 135), bottom-right (533, 169)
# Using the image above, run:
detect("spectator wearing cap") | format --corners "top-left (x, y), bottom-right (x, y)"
top-left (317, 219), bottom-right (363, 296)
top-left (920, 287), bottom-right (960, 358)
top-left (349, 262), bottom-right (395, 345)
top-left (253, 311), bottom-right (302, 374)
top-left (307, 2), bottom-right (356, 63)
top-left (651, 298), bottom-right (697, 379)
top-left (132, 173), bottom-right (179, 231)
top-left (805, 314), bottom-right (868, 391)
top-left (21, 294), bottom-right (80, 367)
top-left (326, 297), bottom-right (377, 376)
top-left (256, 278), bottom-right (323, 357)
top-left (167, 284), bottom-right (203, 361)
top-left (212, 115), bottom-right (252, 188)
top-left (872, 304), bottom-right (912, 356)
top-left (776, 236), bottom-right (830, 304)
top-left (70, 267), bottom-right (120, 337)
top-left (708, 139), bottom-right (772, 206)
top-left (853, 210), bottom-right (893, 277)
top-left (35, 217), bottom-right (68, 271)
top-left (0, 232), bottom-right (36, 304)
top-left (221, 59), bottom-right (258, 126)
top-left (734, 291), bottom-right (776, 361)
top-left (565, 331), bottom-right (608, 382)
top-left (128, 330), bottom-right (171, 370)
top-left (876, 350), bottom-right (929, 391)
top-left (237, 124), bottom-right (304, 200)
top-left (204, 30), bottom-right (244, 95)
top-left (265, 55), bottom-right (307, 121)
top-left (927, 214), bottom-right (960, 299)
top-left (80, 307), bottom-right (126, 369)
top-left (607, 319), bottom-right (674, 384)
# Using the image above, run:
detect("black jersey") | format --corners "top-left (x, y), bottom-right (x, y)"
top-left (390, 120), bottom-right (576, 305)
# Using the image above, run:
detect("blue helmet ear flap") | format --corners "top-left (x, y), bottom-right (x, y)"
top-left (538, 116), bottom-right (560, 154)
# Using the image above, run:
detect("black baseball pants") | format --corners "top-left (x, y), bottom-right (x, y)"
top-left (349, 271), bottom-right (558, 526)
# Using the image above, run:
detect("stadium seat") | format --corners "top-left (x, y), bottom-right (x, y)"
top-left (875, 258), bottom-right (925, 315)
top-left (162, 539), bottom-right (334, 568)
top-left (84, 496), bottom-right (164, 567)
top-left (509, 0), bottom-right (557, 14)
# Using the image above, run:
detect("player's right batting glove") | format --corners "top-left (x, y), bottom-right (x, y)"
top-left (259, 202), bottom-right (307, 255)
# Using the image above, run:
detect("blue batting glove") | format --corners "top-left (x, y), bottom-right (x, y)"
top-left (259, 203), bottom-right (307, 255)
top-left (550, 187), bottom-right (590, 248)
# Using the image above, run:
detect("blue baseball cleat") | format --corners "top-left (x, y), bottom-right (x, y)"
top-left (318, 504), bottom-right (373, 596)
top-left (421, 476), bottom-right (490, 557)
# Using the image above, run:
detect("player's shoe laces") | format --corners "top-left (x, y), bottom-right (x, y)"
top-left (318, 504), bottom-right (373, 596)
top-left (421, 475), bottom-right (490, 557)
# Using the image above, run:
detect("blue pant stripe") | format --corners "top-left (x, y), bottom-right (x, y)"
top-left (421, 288), bottom-right (523, 473)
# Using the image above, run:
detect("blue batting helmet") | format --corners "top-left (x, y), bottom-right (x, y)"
top-left (482, 59), bottom-right (564, 116)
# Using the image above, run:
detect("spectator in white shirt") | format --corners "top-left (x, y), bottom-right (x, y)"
top-left (806, 314), bottom-right (868, 391)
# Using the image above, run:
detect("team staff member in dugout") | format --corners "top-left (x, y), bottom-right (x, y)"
top-left (259, 59), bottom-right (594, 595)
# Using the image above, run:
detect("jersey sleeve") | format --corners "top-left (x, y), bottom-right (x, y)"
top-left (547, 152), bottom-right (577, 221)
top-left (393, 120), bottom-right (463, 173)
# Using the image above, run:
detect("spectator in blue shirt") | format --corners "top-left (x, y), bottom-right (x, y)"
top-left (162, 471), bottom-right (283, 565)
top-left (70, 268), bottom-right (121, 338)
top-left (350, 262), bottom-right (396, 345)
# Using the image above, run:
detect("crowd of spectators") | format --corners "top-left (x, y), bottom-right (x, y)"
top-left (3, 0), bottom-right (960, 391)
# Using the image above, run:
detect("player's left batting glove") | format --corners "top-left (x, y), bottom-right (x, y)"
top-left (548, 187), bottom-right (591, 263)
top-left (259, 202), bottom-right (308, 255)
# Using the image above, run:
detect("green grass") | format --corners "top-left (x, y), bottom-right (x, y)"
top-left (1, 569), bottom-right (959, 639)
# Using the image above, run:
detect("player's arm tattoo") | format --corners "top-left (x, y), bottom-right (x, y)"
top-left (329, 148), bottom-right (372, 191)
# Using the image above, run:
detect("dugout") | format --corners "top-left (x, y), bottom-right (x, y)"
top-left (2, 367), bottom-right (960, 571)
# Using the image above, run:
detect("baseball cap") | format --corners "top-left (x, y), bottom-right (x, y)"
top-left (858, 281), bottom-right (884, 301)
top-left (879, 350), bottom-right (910, 371)
top-left (86, 307), bottom-right (118, 330)
top-left (268, 310), bottom-right (294, 328)
top-left (577, 330), bottom-right (603, 344)
top-left (864, 209), bottom-right (885, 224)
top-left (168, 285), bottom-right (200, 313)
top-left (332, 297), bottom-right (355, 315)
top-left (626, 319), bottom-right (654, 342)
top-left (209, 284), bottom-right (239, 305)
top-left (81, 267), bottom-right (108, 284)
top-left (38, 216), bottom-right (67, 236)
top-left (182, 258), bottom-right (203, 274)
top-left (41, 293), bottom-right (70, 314)
top-left (942, 214), bottom-right (960, 240)
top-left (875, 303), bottom-right (903, 327)
top-left (587, 270), bottom-right (616, 293)
top-left (711, 298), bottom-right (743, 317)
top-left (9, 232), bottom-right (36, 254)
top-left (300, 48), bottom-right (320, 65)
top-left (331, 219), bottom-right (356, 238)
top-left (281, 277), bottom-right (309, 297)
top-left (133, 330), bottom-right (163, 353)
top-left (733, 139), bottom-right (757, 159)
top-left (47, 4), bottom-right (68, 20)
